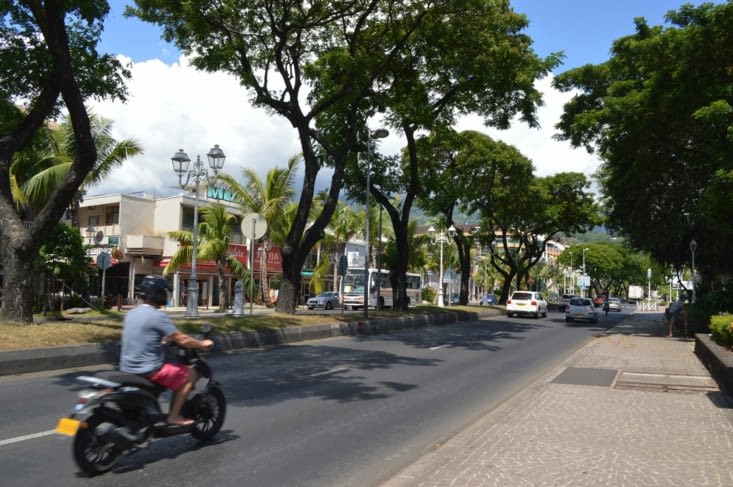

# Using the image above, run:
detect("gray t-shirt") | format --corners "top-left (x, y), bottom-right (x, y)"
top-left (120, 304), bottom-right (178, 375)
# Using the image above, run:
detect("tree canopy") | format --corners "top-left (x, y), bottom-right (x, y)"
top-left (128, 0), bottom-right (560, 313)
top-left (553, 1), bottom-right (733, 288)
top-left (1, 1), bottom-right (129, 322)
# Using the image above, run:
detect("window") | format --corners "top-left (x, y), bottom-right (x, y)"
top-left (106, 205), bottom-right (119, 225)
top-left (87, 215), bottom-right (100, 226)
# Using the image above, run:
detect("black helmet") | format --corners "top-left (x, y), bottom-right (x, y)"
top-left (138, 275), bottom-right (171, 306)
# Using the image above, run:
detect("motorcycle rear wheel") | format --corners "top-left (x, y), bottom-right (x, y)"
top-left (72, 413), bottom-right (123, 476)
top-left (187, 386), bottom-right (226, 441)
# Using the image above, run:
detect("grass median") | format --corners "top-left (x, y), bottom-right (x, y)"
top-left (0, 305), bottom-right (485, 352)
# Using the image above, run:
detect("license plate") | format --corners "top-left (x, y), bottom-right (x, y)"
top-left (55, 417), bottom-right (80, 437)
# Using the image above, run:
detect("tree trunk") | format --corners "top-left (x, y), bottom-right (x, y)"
top-left (391, 223), bottom-right (410, 311)
top-left (275, 273), bottom-right (300, 313)
top-left (275, 241), bottom-right (304, 313)
top-left (0, 239), bottom-right (36, 323)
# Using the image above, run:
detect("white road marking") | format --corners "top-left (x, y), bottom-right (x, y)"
top-left (0, 429), bottom-right (57, 447)
top-left (308, 367), bottom-right (349, 377)
top-left (429, 345), bottom-right (449, 350)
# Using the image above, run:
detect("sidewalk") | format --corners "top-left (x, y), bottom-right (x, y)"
top-left (383, 312), bottom-right (733, 487)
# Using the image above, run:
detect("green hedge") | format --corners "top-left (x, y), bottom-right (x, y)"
top-left (709, 314), bottom-right (733, 348)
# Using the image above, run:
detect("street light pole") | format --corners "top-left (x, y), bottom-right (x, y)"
top-left (581, 247), bottom-right (589, 298)
top-left (171, 145), bottom-right (226, 318)
top-left (690, 239), bottom-right (697, 304)
top-left (363, 128), bottom-right (389, 319)
top-left (569, 250), bottom-right (573, 295)
top-left (428, 224), bottom-right (456, 307)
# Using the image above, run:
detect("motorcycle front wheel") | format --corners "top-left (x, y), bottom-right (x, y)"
top-left (187, 386), bottom-right (226, 441)
top-left (72, 413), bottom-right (123, 476)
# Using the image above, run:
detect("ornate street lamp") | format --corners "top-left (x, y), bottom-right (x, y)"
top-left (428, 224), bottom-right (456, 307)
top-left (171, 144), bottom-right (226, 318)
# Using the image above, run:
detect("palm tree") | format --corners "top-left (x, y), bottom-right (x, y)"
top-left (163, 203), bottom-right (246, 310)
top-left (217, 155), bottom-right (299, 306)
top-left (16, 111), bottom-right (142, 225)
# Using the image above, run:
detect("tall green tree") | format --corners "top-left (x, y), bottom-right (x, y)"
top-left (553, 2), bottom-right (733, 287)
top-left (163, 203), bottom-right (246, 310)
top-left (0, 1), bottom-right (129, 323)
top-left (417, 130), bottom-right (537, 304)
top-left (128, 0), bottom-right (558, 313)
top-left (343, 2), bottom-right (559, 309)
top-left (216, 156), bottom-right (298, 306)
top-left (17, 111), bottom-right (141, 225)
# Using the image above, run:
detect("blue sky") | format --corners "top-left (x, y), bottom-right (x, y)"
top-left (90, 1), bottom-right (720, 196)
top-left (100, 1), bottom-right (711, 71)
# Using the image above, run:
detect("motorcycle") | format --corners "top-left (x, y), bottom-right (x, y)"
top-left (55, 324), bottom-right (226, 476)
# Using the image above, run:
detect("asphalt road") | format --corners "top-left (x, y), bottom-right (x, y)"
top-left (0, 308), bottom-right (628, 486)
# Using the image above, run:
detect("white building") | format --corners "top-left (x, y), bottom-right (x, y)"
top-left (75, 189), bottom-right (281, 308)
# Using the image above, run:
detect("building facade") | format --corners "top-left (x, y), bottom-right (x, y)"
top-left (75, 190), bottom-right (282, 308)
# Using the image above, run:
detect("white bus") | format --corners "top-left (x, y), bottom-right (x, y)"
top-left (342, 268), bottom-right (422, 310)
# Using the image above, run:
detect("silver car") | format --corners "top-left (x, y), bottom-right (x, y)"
top-left (565, 297), bottom-right (598, 323)
top-left (307, 291), bottom-right (340, 310)
top-left (607, 297), bottom-right (621, 312)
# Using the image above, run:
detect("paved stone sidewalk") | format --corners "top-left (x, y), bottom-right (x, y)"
top-left (383, 313), bottom-right (733, 486)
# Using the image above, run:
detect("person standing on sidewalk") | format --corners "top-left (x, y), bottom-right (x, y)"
top-left (667, 297), bottom-right (687, 337)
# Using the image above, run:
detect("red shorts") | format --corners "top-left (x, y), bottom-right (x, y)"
top-left (147, 363), bottom-right (190, 392)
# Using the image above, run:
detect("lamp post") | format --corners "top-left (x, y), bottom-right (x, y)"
top-left (171, 145), bottom-right (226, 318)
top-left (376, 205), bottom-right (383, 309)
top-left (428, 224), bottom-right (456, 307)
top-left (581, 247), bottom-right (589, 298)
top-left (363, 128), bottom-right (389, 319)
top-left (569, 250), bottom-right (573, 295)
top-left (690, 239), bottom-right (697, 304)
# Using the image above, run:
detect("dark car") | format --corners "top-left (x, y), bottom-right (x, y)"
top-left (559, 294), bottom-right (575, 312)
top-left (480, 293), bottom-right (497, 306)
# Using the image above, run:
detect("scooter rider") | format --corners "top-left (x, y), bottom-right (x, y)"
top-left (120, 275), bottom-right (213, 426)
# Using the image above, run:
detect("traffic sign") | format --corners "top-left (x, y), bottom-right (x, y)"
top-left (241, 213), bottom-right (267, 240)
top-left (96, 252), bottom-right (112, 270)
top-left (338, 255), bottom-right (348, 276)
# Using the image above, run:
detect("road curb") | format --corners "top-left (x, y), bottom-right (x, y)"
top-left (0, 309), bottom-right (492, 377)
top-left (0, 342), bottom-right (120, 376)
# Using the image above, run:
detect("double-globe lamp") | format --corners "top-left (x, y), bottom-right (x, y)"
top-left (171, 145), bottom-right (226, 318)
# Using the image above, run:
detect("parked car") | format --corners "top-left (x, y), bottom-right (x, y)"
top-left (506, 291), bottom-right (548, 318)
top-left (448, 293), bottom-right (460, 305)
top-left (559, 293), bottom-right (575, 312)
top-left (607, 297), bottom-right (621, 312)
top-left (565, 297), bottom-right (598, 323)
top-left (479, 293), bottom-right (497, 306)
top-left (307, 291), bottom-right (340, 310)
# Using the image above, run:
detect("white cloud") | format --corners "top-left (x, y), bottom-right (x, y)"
top-left (455, 76), bottom-right (602, 179)
top-left (89, 58), bottom-right (601, 196)
top-left (88, 55), bottom-right (302, 196)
